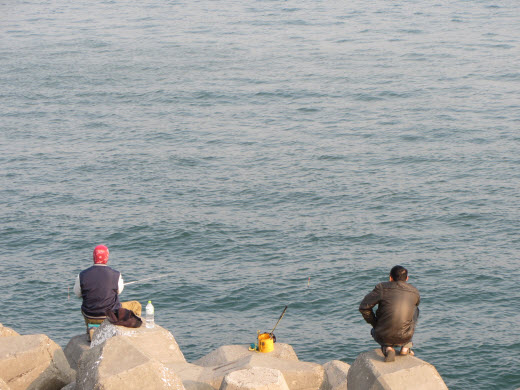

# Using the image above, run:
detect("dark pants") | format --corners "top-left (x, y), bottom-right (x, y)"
top-left (371, 328), bottom-right (413, 349)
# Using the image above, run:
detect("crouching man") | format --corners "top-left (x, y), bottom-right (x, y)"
top-left (359, 265), bottom-right (420, 362)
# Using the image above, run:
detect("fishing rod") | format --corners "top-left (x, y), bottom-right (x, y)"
top-left (269, 305), bottom-right (288, 336)
top-left (68, 272), bottom-right (176, 299)
top-left (251, 305), bottom-right (288, 352)
top-left (124, 272), bottom-right (176, 286)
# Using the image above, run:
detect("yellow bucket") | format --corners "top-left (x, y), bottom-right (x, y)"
top-left (258, 333), bottom-right (274, 353)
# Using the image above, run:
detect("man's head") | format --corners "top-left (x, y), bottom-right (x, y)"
top-left (93, 245), bottom-right (109, 264)
top-left (389, 265), bottom-right (408, 282)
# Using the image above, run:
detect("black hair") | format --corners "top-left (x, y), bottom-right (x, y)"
top-left (390, 265), bottom-right (408, 281)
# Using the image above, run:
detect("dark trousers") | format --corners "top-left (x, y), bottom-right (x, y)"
top-left (371, 328), bottom-right (412, 349)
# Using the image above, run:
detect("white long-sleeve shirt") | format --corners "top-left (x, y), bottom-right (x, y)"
top-left (73, 264), bottom-right (124, 298)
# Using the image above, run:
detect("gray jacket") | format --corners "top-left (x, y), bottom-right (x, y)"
top-left (359, 281), bottom-right (420, 345)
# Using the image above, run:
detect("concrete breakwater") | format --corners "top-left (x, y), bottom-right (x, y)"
top-left (0, 322), bottom-right (449, 390)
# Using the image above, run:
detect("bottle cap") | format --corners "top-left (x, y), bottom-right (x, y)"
top-left (148, 300), bottom-right (152, 303)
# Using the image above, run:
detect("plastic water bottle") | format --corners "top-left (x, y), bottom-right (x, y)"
top-left (146, 300), bottom-right (155, 328)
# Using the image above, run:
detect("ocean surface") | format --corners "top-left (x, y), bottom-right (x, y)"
top-left (1, 0), bottom-right (519, 388)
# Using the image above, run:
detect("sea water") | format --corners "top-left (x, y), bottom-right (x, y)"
top-left (1, 0), bottom-right (519, 388)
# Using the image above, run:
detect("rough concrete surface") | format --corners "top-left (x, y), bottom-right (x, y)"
top-left (347, 349), bottom-right (448, 390)
top-left (0, 324), bottom-right (19, 338)
top-left (120, 324), bottom-right (186, 365)
top-left (0, 334), bottom-right (75, 390)
top-left (167, 362), bottom-right (215, 390)
top-left (220, 367), bottom-right (290, 390)
top-left (0, 377), bottom-right (11, 390)
top-left (207, 353), bottom-right (325, 390)
top-left (167, 349), bottom-right (323, 390)
top-left (76, 335), bottom-right (185, 390)
top-left (195, 344), bottom-right (299, 367)
top-left (64, 334), bottom-right (91, 371)
top-left (0, 324), bottom-right (451, 390)
top-left (90, 320), bottom-right (186, 364)
top-left (323, 360), bottom-right (350, 390)
top-left (90, 319), bottom-right (142, 347)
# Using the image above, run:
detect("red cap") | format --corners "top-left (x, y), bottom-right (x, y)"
top-left (93, 245), bottom-right (109, 264)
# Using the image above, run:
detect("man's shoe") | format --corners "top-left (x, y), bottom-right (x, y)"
top-left (384, 347), bottom-right (395, 362)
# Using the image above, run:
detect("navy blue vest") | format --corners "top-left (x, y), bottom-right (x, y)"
top-left (79, 265), bottom-right (121, 317)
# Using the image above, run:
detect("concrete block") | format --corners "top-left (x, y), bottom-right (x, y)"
top-left (220, 367), bottom-right (290, 390)
top-left (168, 349), bottom-right (323, 390)
top-left (323, 360), bottom-right (350, 390)
top-left (76, 336), bottom-right (185, 390)
top-left (0, 334), bottom-right (75, 390)
top-left (347, 349), bottom-right (448, 390)
top-left (195, 344), bottom-right (299, 367)
top-left (90, 320), bottom-right (186, 364)
top-left (167, 362), bottom-right (215, 390)
top-left (90, 319), bottom-right (142, 347)
top-left (206, 353), bottom-right (325, 390)
top-left (0, 324), bottom-right (19, 338)
top-left (64, 334), bottom-right (91, 371)
top-left (0, 377), bottom-right (11, 390)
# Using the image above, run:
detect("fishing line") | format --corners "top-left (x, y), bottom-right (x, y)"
top-left (68, 272), bottom-right (176, 298)
top-left (123, 272), bottom-right (176, 286)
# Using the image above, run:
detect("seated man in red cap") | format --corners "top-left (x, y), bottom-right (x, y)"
top-left (74, 245), bottom-right (142, 337)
